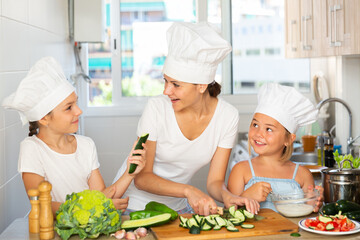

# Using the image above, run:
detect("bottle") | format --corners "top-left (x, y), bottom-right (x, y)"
top-left (28, 189), bottom-right (40, 233)
top-left (324, 136), bottom-right (334, 168)
top-left (39, 181), bottom-right (54, 240)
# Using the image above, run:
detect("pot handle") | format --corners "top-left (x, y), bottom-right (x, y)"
top-left (339, 159), bottom-right (354, 170)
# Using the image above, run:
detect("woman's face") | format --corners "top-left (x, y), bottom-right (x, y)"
top-left (41, 92), bottom-right (82, 134)
top-left (248, 113), bottom-right (289, 157)
top-left (163, 74), bottom-right (204, 112)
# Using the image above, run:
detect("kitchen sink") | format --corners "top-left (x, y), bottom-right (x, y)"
top-left (290, 152), bottom-right (318, 165)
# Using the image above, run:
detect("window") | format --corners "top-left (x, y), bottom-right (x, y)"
top-left (84, 0), bottom-right (310, 114)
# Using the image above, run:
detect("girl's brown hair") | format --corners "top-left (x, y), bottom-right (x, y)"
top-left (28, 121), bottom-right (39, 136)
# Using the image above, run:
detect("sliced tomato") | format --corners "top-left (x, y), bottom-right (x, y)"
top-left (305, 219), bottom-right (319, 228)
top-left (315, 222), bottom-right (326, 231)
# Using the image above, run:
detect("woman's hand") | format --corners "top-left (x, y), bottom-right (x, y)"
top-left (241, 182), bottom-right (272, 202)
top-left (185, 186), bottom-right (218, 216)
top-left (222, 190), bottom-right (260, 214)
top-left (126, 140), bottom-right (147, 175)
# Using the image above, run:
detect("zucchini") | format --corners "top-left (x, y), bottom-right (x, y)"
top-left (226, 225), bottom-right (239, 232)
top-left (344, 210), bottom-right (360, 221)
top-left (321, 202), bottom-right (338, 215)
top-left (189, 225), bottom-right (201, 234)
top-left (318, 215), bottom-right (333, 223)
top-left (145, 201), bottom-right (178, 221)
top-left (121, 213), bottom-right (171, 230)
top-left (128, 133), bottom-right (149, 173)
top-left (241, 223), bottom-right (255, 229)
top-left (336, 200), bottom-right (360, 213)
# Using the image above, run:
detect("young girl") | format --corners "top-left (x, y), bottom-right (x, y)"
top-left (228, 83), bottom-right (323, 212)
top-left (2, 57), bottom-right (146, 215)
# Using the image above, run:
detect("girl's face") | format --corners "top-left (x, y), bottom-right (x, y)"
top-left (41, 92), bottom-right (82, 134)
top-left (248, 113), bottom-right (290, 158)
top-left (163, 74), bottom-right (206, 112)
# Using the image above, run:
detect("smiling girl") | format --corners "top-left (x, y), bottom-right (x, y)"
top-left (2, 57), bottom-right (147, 215)
top-left (228, 83), bottom-right (323, 212)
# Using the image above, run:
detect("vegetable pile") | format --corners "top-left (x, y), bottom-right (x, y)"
top-left (179, 206), bottom-right (255, 234)
top-left (304, 213), bottom-right (355, 232)
top-left (55, 190), bottom-right (122, 240)
top-left (321, 199), bottom-right (360, 221)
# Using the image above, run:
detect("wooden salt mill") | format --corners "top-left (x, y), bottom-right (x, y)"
top-left (28, 188), bottom-right (40, 233)
top-left (38, 181), bottom-right (54, 239)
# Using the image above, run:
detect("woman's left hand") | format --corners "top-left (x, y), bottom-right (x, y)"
top-left (223, 191), bottom-right (260, 214)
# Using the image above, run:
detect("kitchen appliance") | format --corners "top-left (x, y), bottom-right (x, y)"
top-left (321, 159), bottom-right (360, 204)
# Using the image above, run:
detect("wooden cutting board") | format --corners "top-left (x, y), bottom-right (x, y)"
top-left (151, 208), bottom-right (299, 240)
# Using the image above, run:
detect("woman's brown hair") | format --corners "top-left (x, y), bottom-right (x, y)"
top-left (207, 82), bottom-right (221, 97)
top-left (28, 121), bottom-right (39, 136)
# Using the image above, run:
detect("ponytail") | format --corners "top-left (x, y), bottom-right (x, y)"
top-left (28, 122), bottom-right (38, 136)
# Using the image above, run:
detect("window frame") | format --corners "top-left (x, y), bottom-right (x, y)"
top-left (79, 0), bottom-right (312, 118)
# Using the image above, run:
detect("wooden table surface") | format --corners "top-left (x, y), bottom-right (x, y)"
top-left (1, 212), bottom-right (360, 240)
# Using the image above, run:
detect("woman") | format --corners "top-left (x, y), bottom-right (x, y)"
top-left (114, 22), bottom-right (259, 215)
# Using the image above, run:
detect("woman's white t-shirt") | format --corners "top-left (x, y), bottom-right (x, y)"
top-left (114, 95), bottom-right (239, 211)
top-left (18, 135), bottom-right (100, 202)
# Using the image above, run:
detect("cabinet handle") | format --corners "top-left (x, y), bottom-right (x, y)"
top-left (329, 5), bottom-right (342, 47)
top-left (291, 20), bottom-right (297, 51)
top-left (302, 15), bottom-right (312, 50)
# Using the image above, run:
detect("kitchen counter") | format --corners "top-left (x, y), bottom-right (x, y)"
top-left (1, 214), bottom-right (359, 240)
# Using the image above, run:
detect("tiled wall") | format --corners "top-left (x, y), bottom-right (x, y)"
top-left (0, 0), bottom-right (74, 233)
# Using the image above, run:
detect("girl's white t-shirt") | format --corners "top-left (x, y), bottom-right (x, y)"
top-left (114, 95), bottom-right (239, 211)
top-left (18, 135), bottom-right (100, 202)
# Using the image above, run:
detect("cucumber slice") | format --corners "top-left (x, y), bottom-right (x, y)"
top-left (189, 225), bottom-right (201, 234)
top-left (326, 223), bottom-right (334, 231)
top-left (179, 216), bottom-right (188, 225)
top-left (228, 218), bottom-right (242, 226)
top-left (201, 222), bottom-right (213, 231)
top-left (204, 216), bottom-right (216, 227)
top-left (213, 224), bottom-right (222, 230)
top-left (229, 205), bottom-right (236, 217)
top-left (241, 224), bottom-right (255, 229)
top-left (215, 216), bottom-right (227, 227)
top-left (186, 218), bottom-right (199, 228)
top-left (128, 133), bottom-right (149, 173)
top-left (226, 225), bottom-right (239, 232)
top-left (193, 214), bottom-right (203, 226)
top-left (243, 209), bottom-right (255, 219)
top-left (319, 215), bottom-right (333, 223)
top-left (226, 219), bottom-right (234, 227)
top-left (121, 213), bottom-right (171, 230)
top-left (234, 210), bottom-right (246, 222)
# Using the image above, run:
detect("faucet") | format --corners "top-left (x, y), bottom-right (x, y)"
top-left (316, 98), bottom-right (357, 158)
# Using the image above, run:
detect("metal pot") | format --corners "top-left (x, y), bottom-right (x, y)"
top-left (321, 159), bottom-right (360, 204)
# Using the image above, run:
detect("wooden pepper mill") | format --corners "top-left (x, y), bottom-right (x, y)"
top-left (38, 181), bottom-right (54, 240)
top-left (28, 188), bottom-right (40, 233)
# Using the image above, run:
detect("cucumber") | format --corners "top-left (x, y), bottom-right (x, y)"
top-left (189, 225), bottom-right (201, 234)
top-left (321, 202), bottom-right (338, 215)
top-left (204, 216), bottom-right (216, 227)
top-left (344, 210), bottom-right (360, 221)
top-left (234, 210), bottom-right (246, 222)
top-left (213, 224), bottom-right (222, 230)
top-left (121, 213), bottom-right (171, 230)
top-left (318, 215), bottom-right (333, 223)
top-left (336, 200), bottom-right (360, 213)
top-left (179, 215), bottom-right (188, 226)
top-left (226, 225), bottom-right (239, 232)
top-left (228, 205), bottom-right (236, 216)
top-left (325, 223), bottom-right (334, 231)
top-left (215, 216), bottom-right (227, 227)
top-left (145, 201), bottom-right (178, 221)
top-left (201, 222), bottom-right (213, 231)
top-left (128, 133), bottom-right (149, 173)
top-left (186, 218), bottom-right (199, 228)
top-left (243, 209), bottom-right (255, 219)
top-left (241, 223), bottom-right (255, 229)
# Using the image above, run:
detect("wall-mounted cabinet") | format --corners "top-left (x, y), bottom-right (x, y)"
top-left (285, 0), bottom-right (360, 58)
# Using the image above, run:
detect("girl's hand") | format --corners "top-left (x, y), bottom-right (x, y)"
top-left (310, 185), bottom-right (324, 212)
top-left (242, 182), bottom-right (272, 202)
top-left (185, 186), bottom-right (218, 216)
top-left (126, 140), bottom-right (147, 175)
top-left (223, 191), bottom-right (260, 214)
top-left (112, 197), bottom-right (129, 211)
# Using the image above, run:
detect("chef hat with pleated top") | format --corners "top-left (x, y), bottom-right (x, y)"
top-left (163, 22), bottom-right (232, 84)
top-left (2, 57), bottom-right (75, 125)
top-left (254, 83), bottom-right (318, 134)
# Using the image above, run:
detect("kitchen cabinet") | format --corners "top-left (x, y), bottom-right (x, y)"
top-left (285, 0), bottom-right (360, 58)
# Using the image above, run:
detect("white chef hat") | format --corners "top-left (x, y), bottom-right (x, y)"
top-left (163, 22), bottom-right (232, 84)
top-left (2, 57), bottom-right (75, 125)
top-left (254, 83), bottom-right (318, 134)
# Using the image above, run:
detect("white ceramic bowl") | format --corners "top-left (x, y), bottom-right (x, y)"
top-left (271, 189), bottom-right (319, 217)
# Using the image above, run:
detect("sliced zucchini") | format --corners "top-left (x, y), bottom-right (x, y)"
top-left (213, 224), bottom-right (222, 230)
top-left (319, 215), bottom-right (333, 223)
top-left (215, 216), bottom-right (227, 227)
top-left (241, 223), bottom-right (255, 229)
top-left (226, 219), bottom-right (234, 227)
top-left (121, 213), bottom-right (171, 230)
top-left (186, 218), bottom-right (199, 228)
top-left (204, 216), bottom-right (216, 227)
top-left (234, 210), bottom-right (246, 222)
top-left (201, 222), bottom-right (213, 231)
top-left (325, 223), bottom-right (334, 231)
top-left (189, 225), bottom-right (201, 234)
top-left (193, 214), bottom-right (203, 226)
top-left (229, 205), bottom-right (236, 216)
top-left (179, 216), bottom-right (188, 226)
top-left (228, 218), bottom-right (242, 226)
top-left (243, 209), bottom-right (255, 219)
top-left (226, 225), bottom-right (239, 232)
